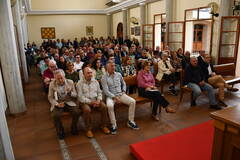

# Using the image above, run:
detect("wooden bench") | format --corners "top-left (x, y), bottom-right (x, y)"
top-left (61, 76), bottom-right (153, 117)
top-left (179, 63), bottom-right (240, 107)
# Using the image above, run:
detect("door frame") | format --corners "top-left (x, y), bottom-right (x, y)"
top-left (218, 16), bottom-right (240, 65)
top-left (184, 6), bottom-right (214, 55)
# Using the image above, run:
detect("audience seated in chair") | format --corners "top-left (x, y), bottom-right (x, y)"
top-left (137, 61), bottom-right (176, 121)
top-left (43, 60), bottom-right (57, 92)
top-left (101, 61), bottom-right (139, 135)
top-left (200, 54), bottom-right (238, 106)
top-left (184, 57), bottom-right (222, 109)
top-left (48, 69), bottom-right (80, 139)
top-left (92, 58), bottom-right (106, 81)
top-left (76, 67), bottom-right (110, 138)
top-left (156, 52), bottom-right (178, 96)
top-left (65, 62), bottom-right (79, 83)
top-left (73, 54), bottom-right (84, 72)
top-left (122, 56), bottom-right (136, 77)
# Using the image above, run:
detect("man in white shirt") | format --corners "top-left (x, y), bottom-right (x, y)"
top-left (74, 55), bottom-right (84, 72)
top-left (76, 67), bottom-right (110, 138)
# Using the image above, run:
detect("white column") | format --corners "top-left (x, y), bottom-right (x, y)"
top-left (13, 0), bottom-right (29, 83)
top-left (21, 15), bottom-right (29, 46)
top-left (0, 68), bottom-right (15, 160)
top-left (107, 13), bottom-right (112, 37)
top-left (165, 0), bottom-right (174, 46)
top-left (140, 2), bottom-right (146, 46)
top-left (0, 0), bottom-right (26, 114)
top-left (122, 8), bottom-right (128, 41)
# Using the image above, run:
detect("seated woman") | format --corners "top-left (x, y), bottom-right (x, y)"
top-left (156, 52), bottom-right (178, 96)
top-left (170, 51), bottom-right (182, 80)
top-left (137, 61), bottom-right (176, 121)
top-left (57, 56), bottom-right (67, 71)
top-left (92, 58), bottom-right (106, 81)
top-left (122, 56), bottom-right (136, 77)
top-left (65, 62), bottom-right (79, 83)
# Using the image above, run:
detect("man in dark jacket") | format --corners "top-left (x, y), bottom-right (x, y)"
top-left (184, 57), bottom-right (221, 109)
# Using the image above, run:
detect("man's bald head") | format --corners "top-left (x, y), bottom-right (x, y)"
top-left (83, 67), bottom-right (93, 81)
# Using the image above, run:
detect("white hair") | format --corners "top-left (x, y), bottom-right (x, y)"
top-left (49, 60), bottom-right (56, 66)
top-left (53, 69), bottom-right (65, 77)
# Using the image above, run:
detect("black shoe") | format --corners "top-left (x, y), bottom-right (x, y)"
top-left (58, 132), bottom-right (65, 140)
top-left (71, 129), bottom-right (78, 136)
top-left (210, 105), bottom-right (222, 110)
top-left (110, 126), bottom-right (117, 135)
top-left (218, 100), bottom-right (228, 107)
top-left (170, 89), bottom-right (178, 96)
top-left (191, 100), bottom-right (196, 106)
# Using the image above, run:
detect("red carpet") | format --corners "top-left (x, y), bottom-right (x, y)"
top-left (130, 121), bottom-right (214, 160)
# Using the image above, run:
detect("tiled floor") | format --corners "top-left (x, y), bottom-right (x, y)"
top-left (6, 69), bottom-right (240, 160)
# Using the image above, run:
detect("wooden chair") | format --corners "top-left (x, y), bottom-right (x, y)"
top-left (179, 69), bottom-right (193, 107)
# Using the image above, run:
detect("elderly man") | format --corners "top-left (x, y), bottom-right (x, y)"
top-left (43, 60), bottom-right (57, 91)
top-left (76, 67), bottom-right (110, 138)
top-left (184, 57), bottom-right (221, 109)
top-left (201, 54), bottom-right (238, 106)
top-left (101, 61), bottom-right (139, 135)
top-left (48, 69), bottom-right (80, 139)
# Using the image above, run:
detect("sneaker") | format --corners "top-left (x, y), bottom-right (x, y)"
top-left (110, 126), bottom-right (117, 135)
top-left (127, 121), bottom-right (140, 130)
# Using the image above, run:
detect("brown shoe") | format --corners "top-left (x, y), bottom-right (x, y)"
top-left (86, 130), bottom-right (94, 138)
top-left (101, 126), bottom-right (110, 134)
top-left (152, 115), bottom-right (159, 121)
top-left (165, 107), bottom-right (176, 113)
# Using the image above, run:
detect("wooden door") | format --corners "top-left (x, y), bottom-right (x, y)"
top-left (218, 16), bottom-right (240, 64)
top-left (142, 24), bottom-right (154, 49)
top-left (168, 21), bottom-right (185, 51)
top-left (193, 24), bottom-right (203, 52)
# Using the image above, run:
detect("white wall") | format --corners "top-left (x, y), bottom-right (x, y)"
top-left (112, 11), bottom-right (123, 38)
top-left (147, 0), bottom-right (165, 24)
top-left (129, 7), bottom-right (140, 41)
top-left (174, 0), bottom-right (220, 21)
top-left (27, 15), bottom-right (107, 46)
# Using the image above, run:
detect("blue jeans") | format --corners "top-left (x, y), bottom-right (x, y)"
top-left (187, 82), bottom-right (217, 105)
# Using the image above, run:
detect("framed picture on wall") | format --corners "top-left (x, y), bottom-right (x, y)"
top-left (131, 27), bottom-right (135, 35)
top-left (86, 26), bottom-right (94, 36)
top-left (134, 26), bottom-right (141, 36)
top-left (41, 27), bottom-right (56, 39)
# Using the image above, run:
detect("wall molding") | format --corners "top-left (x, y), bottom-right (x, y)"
top-left (27, 9), bottom-right (106, 15)
top-left (26, 0), bottom-right (162, 15)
